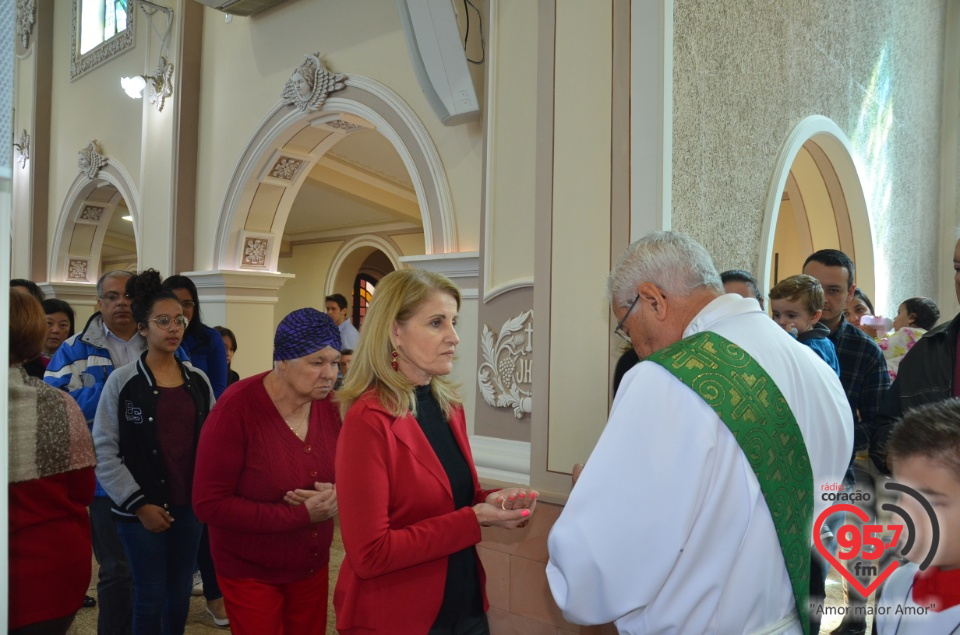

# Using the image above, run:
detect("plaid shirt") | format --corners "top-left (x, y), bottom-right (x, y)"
top-left (829, 315), bottom-right (890, 451)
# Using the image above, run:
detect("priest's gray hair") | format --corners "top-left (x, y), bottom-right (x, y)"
top-left (608, 232), bottom-right (723, 307)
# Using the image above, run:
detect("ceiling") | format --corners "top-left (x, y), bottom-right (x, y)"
top-left (283, 128), bottom-right (421, 240)
top-left (99, 126), bottom-right (420, 261)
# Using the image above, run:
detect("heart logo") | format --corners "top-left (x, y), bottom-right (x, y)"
top-left (813, 504), bottom-right (900, 598)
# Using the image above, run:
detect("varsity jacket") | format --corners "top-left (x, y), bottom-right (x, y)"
top-left (93, 352), bottom-right (214, 520)
top-left (871, 311), bottom-right (960, 473)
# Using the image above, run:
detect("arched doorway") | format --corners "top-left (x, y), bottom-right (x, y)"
top-left (212, 74), bottom-right (457, 275)
top-left (50, 160), bottom-right (141, 283)
top-left (760, 116), bottom-right (875, 303)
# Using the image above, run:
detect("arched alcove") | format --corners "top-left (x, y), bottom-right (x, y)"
top-left (759, 116), bottom-right (875, 298)
top-left (50, 160), bottom-right (141, 283)
top-left (325, 234), bottom-right (402, 297)
top-left (213, 75), bottom-right (457, 274)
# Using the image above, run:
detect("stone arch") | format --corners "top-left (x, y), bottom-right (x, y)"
top-left (213, 74), bottom-right (456, 273)
top-left (759, 116), bottom-right (875, 297)
top-left (50, 159), bottom-right (142, 283)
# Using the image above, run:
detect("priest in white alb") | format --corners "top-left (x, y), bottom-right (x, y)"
top-left (546, 232), bottom-right (852, 635)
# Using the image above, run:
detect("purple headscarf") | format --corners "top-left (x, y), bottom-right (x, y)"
top-left (273, 308), bottom-right (341, 361)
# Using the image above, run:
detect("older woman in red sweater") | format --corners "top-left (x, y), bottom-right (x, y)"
top-left (9, 288), bottom-right (96, 634)
top-left (193, 308), bottom-right (341, 635)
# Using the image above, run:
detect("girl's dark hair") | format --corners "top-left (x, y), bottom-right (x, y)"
top-left (127, 269), bottom-right (180, 326)
top-left (42, 298), bottom-right (76, 337)
top-left (853, 288), bottom-right (874, 314)
top-left (214, 325), bottom-right (237, 352)
top-left (162, 275), bottom-right (207, 344)
top-left (901, 297), bottom-right (940, 331)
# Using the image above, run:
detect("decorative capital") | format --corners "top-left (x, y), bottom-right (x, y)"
top-left (80, 205), bottom-right (106, 222)
top-left (239, 232), bottom-right (272, 269)
top-left (13, 129), bottom-right (30, 169)
top-left (149, 57), bottom-right (175, 112)
top-left (67, 259), bottom-right (90, 281)
top-left (16, 0), bottom-right (36, 51)
top-left (478, 310), bottom-right (534, 419)
top-left (281, 52), bottom-right (346, 113)
top-left (78, 141), bottom-right (108, 180)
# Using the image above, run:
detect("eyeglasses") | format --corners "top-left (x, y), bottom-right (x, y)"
top-left (148, 315), bottom-right (189, 330)
top-left (100, 292), bottom-right (131, 303)
top-left (613, 295), bottom-right (640, 344)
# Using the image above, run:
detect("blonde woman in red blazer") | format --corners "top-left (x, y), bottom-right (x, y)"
top-left (335, 269), bottom-right (538, 635)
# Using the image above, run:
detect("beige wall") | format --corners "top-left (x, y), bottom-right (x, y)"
top-left (276, 241), bottom-right (342, 323)
top-left (673, 1), bottom-right (950, 319)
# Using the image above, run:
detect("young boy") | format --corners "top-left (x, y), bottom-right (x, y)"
top-left (768, 274), bottom-right (840, 375)
top-left (875, 399), bottom-right (960, 634)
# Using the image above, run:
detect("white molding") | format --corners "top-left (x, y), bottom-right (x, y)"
top-left (483, 278), bottom-right (533, 303)
top-left (182, 269), bottom-right (295, 291)
top-left (324, 235), bottom-right (404, 295)
top-left (482, 0), bottom-right (500, 300)
top-left (286, 221), bottom-right (421, 244)
top-left (37, 281), bottom-right (99, 307)
top-left (630, 0), bottom-right (673, 237)
top-left (400, 251), bottom-right (479, 279)
top-left (470, 435), bottom-right (531, 485)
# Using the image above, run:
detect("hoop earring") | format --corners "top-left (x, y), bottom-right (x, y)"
top-left (391, 350), bottom-right (399, 371)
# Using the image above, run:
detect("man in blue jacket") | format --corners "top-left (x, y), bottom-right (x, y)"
top-left (45, 270), bottom-right (142, 635)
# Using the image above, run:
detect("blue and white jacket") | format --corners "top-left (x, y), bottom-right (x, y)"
top-left (44, 313), bottom-right (124, 424)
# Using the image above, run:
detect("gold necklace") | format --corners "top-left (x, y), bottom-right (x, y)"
top-left (155, 374), bottom-right (182, 387)
top-left (282, 405), bottom-right (309, 436)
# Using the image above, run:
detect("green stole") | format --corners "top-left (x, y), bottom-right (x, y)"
top-left (646, 330), bottom-right (812, 634)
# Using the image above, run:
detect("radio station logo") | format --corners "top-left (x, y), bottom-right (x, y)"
top-left (813, 481), bottom-right (940, 597)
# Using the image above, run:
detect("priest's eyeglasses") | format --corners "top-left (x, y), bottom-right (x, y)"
top-left (149, 315), bottom-right (189, 331)
top-left (613, 295), bottom-right (640, 344)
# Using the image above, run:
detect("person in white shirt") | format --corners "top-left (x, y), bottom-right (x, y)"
top-left (547, 232), bottom-right (852, 634)
top-left (325, 293), bottom-right (360, 350)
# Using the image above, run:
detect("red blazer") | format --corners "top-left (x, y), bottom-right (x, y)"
top-left (334, 391), bottom-right (496, 634)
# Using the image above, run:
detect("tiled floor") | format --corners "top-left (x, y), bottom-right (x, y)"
top-left (68, 521), bottom-right (869, 635)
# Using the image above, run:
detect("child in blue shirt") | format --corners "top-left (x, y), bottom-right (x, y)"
top-left (769, 274), bottom-right (840, 376)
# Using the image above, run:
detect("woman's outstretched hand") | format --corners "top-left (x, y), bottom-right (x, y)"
top-left (474, 488), bottom-right (539, 529)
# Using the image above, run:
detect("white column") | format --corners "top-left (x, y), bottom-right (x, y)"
top-left (183, 270), bottom-right (295, 378)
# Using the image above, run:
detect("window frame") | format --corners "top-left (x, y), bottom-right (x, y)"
top-left (71, 0), bottom-right (136, 80)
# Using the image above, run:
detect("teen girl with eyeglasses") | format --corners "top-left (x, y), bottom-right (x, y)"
top-left (93, 268), bottom-right (215, 635)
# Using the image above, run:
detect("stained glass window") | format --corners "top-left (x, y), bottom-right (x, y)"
top-left (79, 0), bottom-right (128, 54)
top-left (353, 274), bottom-right (378, 328)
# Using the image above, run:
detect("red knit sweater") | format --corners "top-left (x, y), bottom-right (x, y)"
top-left (9, 468), bottom-right (95, 629)
top-left (192, 372), bottom-right (340, 584)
